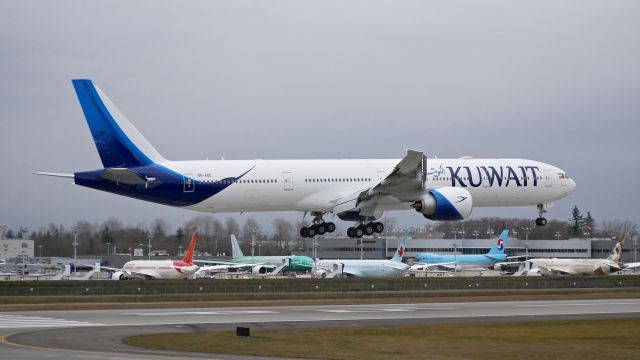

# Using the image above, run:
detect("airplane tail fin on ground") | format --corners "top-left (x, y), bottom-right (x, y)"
top-left (487, 230), bottom-right (509, 256)
top-left (231, 234), bottom-right (244, 259)
top-left (607, 233), bottom-right (627, 262)
top-left (71, 79), bottom-right (166, 168)
top-left (182, 232), bottom-right (198, 264)
top-left (391, 230), bottom-right (409, 262)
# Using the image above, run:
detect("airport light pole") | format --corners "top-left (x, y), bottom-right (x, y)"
top-left (72, 227), bottom-right (78, 262)
top-left (522, 227), bottom-right (531, 257)
top-left (251, 231), bottom-right (256, 261)
top-left (554, 232), bottom-right (561, 240)
top-left (473, 230), bottom-right (479, 240)
top-left (147, 237), bottom-right (152, 260)
top-left (106, 242), bottom-right (110, 257)
top-left (128, 247), bottom-right (132, 261)
top-left (258, 244), bottom-right (262, 256)
top-left (632, 229), bottom-right (639, 274)
top-left (453, 243), bottom-right (458, 276)
top-left (178, 245), bottom-right (183, 257)
top-left (38, 244), bottom-right (42, 257)
top-left (0, 224), bottom-right (6, 239)
top-left (20, 226), bottom-right (28, 280)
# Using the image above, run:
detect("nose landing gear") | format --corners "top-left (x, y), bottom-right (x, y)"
top-left (536, 204), bottom-right (548, 226)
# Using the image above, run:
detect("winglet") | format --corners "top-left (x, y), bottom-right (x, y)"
top-left (182, 232), bottom-right (198, 264)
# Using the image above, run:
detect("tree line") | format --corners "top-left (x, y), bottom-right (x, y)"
top-left (4, 206), bottom-right (636, 257)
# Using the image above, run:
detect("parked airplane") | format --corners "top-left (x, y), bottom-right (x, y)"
top-left (314, 231), bottom-right (410, 278)
top-left (36, 80), bottom-right (576, 238)
top-left (106, 232), bottom-right (199, 280)
top-left (410, 230), bottom-right (510, 271)
top-left (195, 234), bottom-right (314, 274)
top-left (517, 234), bottom-right (627, 276)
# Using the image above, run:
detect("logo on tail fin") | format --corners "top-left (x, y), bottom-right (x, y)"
top-left (496, 239), bottom-right (504, 251)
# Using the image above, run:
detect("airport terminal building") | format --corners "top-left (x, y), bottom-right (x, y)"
top-left (303, 235), bottom-right (637, 263)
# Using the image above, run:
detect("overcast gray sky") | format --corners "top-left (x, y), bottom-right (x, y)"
top-left (1, 1), bottom-right (638, 233)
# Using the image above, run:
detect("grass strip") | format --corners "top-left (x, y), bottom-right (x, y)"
top-left (2, 288), bottom-right (640, 312)
top-left (124, 318), bottom-right (640, 360)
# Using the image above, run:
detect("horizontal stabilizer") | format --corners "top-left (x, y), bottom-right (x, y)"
top-left (101, 168), bottom-right (155, 186)
top-left (33, 172), bottom-right (74, 179)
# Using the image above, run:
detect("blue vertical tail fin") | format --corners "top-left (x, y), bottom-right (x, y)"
top-left (487, 230), bottom-right (509, 255)
top-left (71, 79), bottom-right (166, 168)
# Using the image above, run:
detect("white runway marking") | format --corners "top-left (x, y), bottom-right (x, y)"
top-left (122, 310), bottom-right (278, 316)
top-left (0, 314), bottom-right (100, 329)
top-left (316, 308), bottom-right (416, 313)
top-left (518, 302), bottom-right (640, 307)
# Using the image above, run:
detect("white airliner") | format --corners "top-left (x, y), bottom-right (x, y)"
top-left (314, 232), bottom-right (410, 278)
top-left (106, 232), bottom-right (199, 280)
top-left (518, 234), bottom-right (628, 276)
top-left (36, 80), bottom-right (576, 237)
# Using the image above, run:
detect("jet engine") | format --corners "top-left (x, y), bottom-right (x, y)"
top-left (252, 266), bottom-right (268, 275)
top-left (111, 271), bottom-right (128, 280)
top-left (411, 188), bottom-right (472, 221)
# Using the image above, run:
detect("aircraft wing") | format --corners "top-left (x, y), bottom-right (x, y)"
top-left (537, 265), bottom-right (579, 275)
top-left (342, 268), bottom-right (365, 277)
top-left (410, 262), bottom-right (457, 270)
top-left (624, 262), bottom-right (640, 269)
top-left (332, 149), bottom-right (426, 217)
top-left (193, 260), bottom-right (275, 270)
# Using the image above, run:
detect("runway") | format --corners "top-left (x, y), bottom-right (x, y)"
top-left (2, 298), bottom-right (640, 360)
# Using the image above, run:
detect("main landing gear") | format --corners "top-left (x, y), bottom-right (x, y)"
top-left (300, 212), bottom-right (336, 238)
top-left (535, 203), bottom-right (548, 226)
top-left (347, 221), bottom-right (384, 238)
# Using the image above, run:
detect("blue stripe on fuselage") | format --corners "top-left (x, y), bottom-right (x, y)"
top-left (74, 165), bottom-right (254, 207)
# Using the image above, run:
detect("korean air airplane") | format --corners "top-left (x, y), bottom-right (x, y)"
top-left (35, 80), bottom-right (576, 238)
top-left (411, 230), bottom-right (510, 271)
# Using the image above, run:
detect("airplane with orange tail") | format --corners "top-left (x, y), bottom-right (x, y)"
top-left (105, 232), bottom-right (199, 280)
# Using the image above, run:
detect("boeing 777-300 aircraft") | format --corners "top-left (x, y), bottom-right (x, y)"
top-left (36, 80), bottom-right (576, 238)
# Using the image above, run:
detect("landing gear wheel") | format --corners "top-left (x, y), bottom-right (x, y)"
top-left (307, 226), bottom-right (317, 237)
top-left (347, 227), bottom-right (356, 238)
top-left (354, 226), bottom-right (364, 238)
top-left (300, 227), bottom-right (309, 238)
top-left (364, 223), bottom-right (375, 235)
top-left (316, 224), bottom-right (326, 235)
top-left (535, 217), bottom-right (548, 226)
top-left (326, 222), bottom-right (336, 233)
top-left (373, 222), bottom-right (384, 233)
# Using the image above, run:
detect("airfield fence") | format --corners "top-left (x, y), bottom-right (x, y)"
top-left (1, 276), bottom-right (639, 297)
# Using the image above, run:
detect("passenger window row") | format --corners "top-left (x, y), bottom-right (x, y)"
top-left (304, 178), bottom-right (372, 183)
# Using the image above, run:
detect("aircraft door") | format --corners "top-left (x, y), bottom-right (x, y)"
top-left (543, 170), bottom-right (552, 187)
top-left (183, 174), bottom-right (195, 192)
top-left (282, 172), bottom-right (293, 191)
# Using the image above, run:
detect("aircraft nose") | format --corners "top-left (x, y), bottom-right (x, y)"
top-left (568, 178), bottom-right (577, 194)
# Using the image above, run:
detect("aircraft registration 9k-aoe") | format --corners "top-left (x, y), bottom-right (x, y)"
top-left (36, 80), bottom-right (577, 237)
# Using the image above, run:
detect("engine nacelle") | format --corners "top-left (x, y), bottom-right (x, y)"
top-left (252, 265), bottom-right (268, 275)
top-left (411, 188), bottom-right (472, 221)
top-left (111, 271), bottom-right (128, 280)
